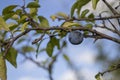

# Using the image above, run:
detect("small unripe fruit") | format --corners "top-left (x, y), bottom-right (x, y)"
top-left (68, 31), bottom-right (83, 45)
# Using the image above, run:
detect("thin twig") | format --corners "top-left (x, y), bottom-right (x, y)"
top-left (107, 19), bottom-right (120, 36)
top-left (57, 15), bottom-right (120, 21)
top-left (32, 33), bottom-right (45, 44)
top-left (108, 19), bottom-right (118, 31)
top-left (99, 64), bottom-right (120, 76)
top-left (20, 53), bottom-right (48, 70)
top-left (47, 46), bottom-right (64, 80)
top-left (102, 0), bottom-right (119, 15)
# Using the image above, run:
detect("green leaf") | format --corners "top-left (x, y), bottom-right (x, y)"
top-left (16, 9), bottom-right (22, 15)
top-left (11, 14), bottom-right (19, 20)
top-left (108, 63), bottom-right (120, 70)
top-left (9, 24), bottom-right (18, 31)
top-left (2, 5), bottom-right (18, 15)
top-left (18, 15), bottom-right (28, 24)
top-left (38, 16), bottom-right (49, 27)
top-left (3, 12), bottom-right (15, 20)
top-left (56, 12), bottom-right (68, 19)
top-left (0, 54), bottom-right (7, 80)
top-left (62, 21), bottom-right (80, 27)
top-left (50, 12), bottom-right (68, 22)
top-left (46, 40), bottom-right (54, 57)
top-left (83, 31), bottom-right (89, 35)
top-left (71, 1), bottom-right (78, 17)
top-left (27, 2), bottom-right (40, 8)
top-left (21, 22), bottom-right (29, 32)
top-left (84, 23), bottom-right (93, 35)
top-left (6, 47), bottom-right (17, 68)
top-left (80, 9), bottom-right (89, 18)
top-left (86, 23), bottom-right (93, 29)
top-left (88, 13), bottom-right (95, 22)
top-left (71, 0), bottom-right (90, 17)
top-left (17, 38), bottom-right (26, 44)
top-left (92, 0), bottom-right (99, 9)
top-left (46, 37), bottom-right (60, 57)
top-left (77, 0), bottom-right (91, 16)
top-left (59, 31), bottom-right (67, 38)
top-left (0, 16), bottom-right (9, 31)
top-left (52, 37), bottom-right (60, 49)
top-left (50, 15), bottom-right (57, 21)
top-left (30, 8), bottom-right (38, 17)
top-left (22, 46), bottom-right (35, 53)
top-left (63, 54), bottom-right (70, 62)
top-left (95, 73), bottom-right (102, 80)
top-left (84, 24), bottom-right (93, 35)
top-left (88, 13), bottom-right (94, 18)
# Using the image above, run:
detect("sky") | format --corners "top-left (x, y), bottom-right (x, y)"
top-left (0, 0), bottom-right (119, 80)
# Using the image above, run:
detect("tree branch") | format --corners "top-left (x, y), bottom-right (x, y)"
top-left (2, 26), bottom-right (120, 57)
top-left (57, 15), bottom-right (120, 21)
top-left (98, 64), bottom-right (120, 76)
top-left (29, 27), bottom-right (120, 43)
top-left (21, 54), bottom-right (48, 70)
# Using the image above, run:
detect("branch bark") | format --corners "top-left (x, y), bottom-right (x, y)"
top-left (2, 26), bottom-right (120, 56)
top-left (57, 15), bottom-right (120, 21)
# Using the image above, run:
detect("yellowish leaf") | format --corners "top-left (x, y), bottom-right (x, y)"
top-left (0, 16), bottom-right (9, 31)
top-left (11, 14), bottom-right (19, 20)
top-left (92, 0), bottom-right (99, 9)
top-left (62, 21), bottom-right (80, 27)
top-left (50, 15), bottom-right (57, 21)
top-left (56, 12), bottom-right (68, 18)
top-left (21, 22), bottom-right (29, 32)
